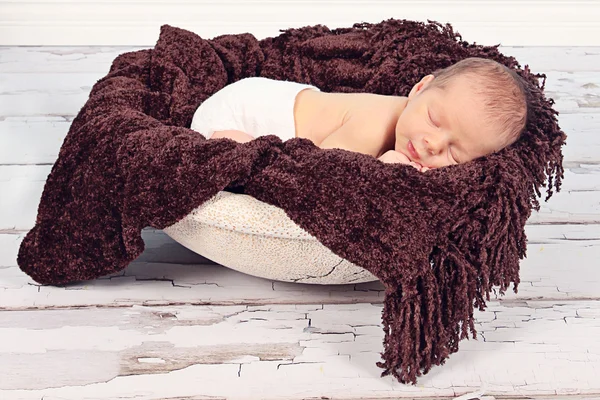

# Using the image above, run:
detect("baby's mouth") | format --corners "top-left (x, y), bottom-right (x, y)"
top-left (407, 140), bottom-right (421, 161)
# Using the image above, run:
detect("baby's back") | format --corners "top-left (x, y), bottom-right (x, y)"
top-left (192, 77), bottom-right (398, 157)
top-left (296, 85), bottom-right (401, 157)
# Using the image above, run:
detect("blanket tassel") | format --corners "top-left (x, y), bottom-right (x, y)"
top-left (376, 270), bottom-right (451, 385)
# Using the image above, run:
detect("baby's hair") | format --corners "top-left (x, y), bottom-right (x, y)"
top-left (427, 57), bottom-right (530, 148)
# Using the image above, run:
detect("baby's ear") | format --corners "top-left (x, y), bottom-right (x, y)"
top-left (408, 74), bottom-right (435, 99)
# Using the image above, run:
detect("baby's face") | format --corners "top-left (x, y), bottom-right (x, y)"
top-left (394, 74), bottom-right (508, 169)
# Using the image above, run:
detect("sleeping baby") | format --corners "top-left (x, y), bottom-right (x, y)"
top-left (190, 57), bottom-right (529, 172)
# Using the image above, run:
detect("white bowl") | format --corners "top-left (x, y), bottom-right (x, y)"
top-left (163, 191), bottom-right (379, 284)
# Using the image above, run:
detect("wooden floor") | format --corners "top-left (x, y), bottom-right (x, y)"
top-left (0, 45), bottom-right (599, 399)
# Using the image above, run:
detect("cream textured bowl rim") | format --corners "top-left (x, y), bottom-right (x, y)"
top-left (184, 191), bottom-right (317, 240)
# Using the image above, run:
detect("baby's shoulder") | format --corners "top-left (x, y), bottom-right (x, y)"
top-left (344, 93), bottom-right (401, 125)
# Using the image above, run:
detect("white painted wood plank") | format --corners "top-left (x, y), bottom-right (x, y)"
top-left (0, 300), bottom-right (599, 398)
top-left (525, 223), bottom-right (600, 242)
top-left (1, 164), bottom-right (598, 232)
top-left (0, 117), bottom-right (67, 165)
top-left (1, 112), bottom-right (598, 166)
top-left (1, 230), bottom-right (598, 309)
top-left (0, 72), bottom-right (101, 117)
top-left (0, 46), bottom-right (150, 73)
top-left (1, 44), bottom-right (598, 400)
top-left (4, 46), bottom-right (600, 74)
top-left (2, 48), bottom-right (599, 166)
top-left (542, 71), bottom-right (600, 113)
top-left (1, 69), bottom-right (597, 116)
top-left (499, 46), bottom-right (600, 73)
top-left (4, 222), bottom-right (597, 268)
top-left (525, 190), bottom-right (600, 224)
top-left (1, 111), bottom-right (598, 165)
top-left (558, 113), bottom-right (600, 165)
top-left (1, 1), bottom-right (599, 46)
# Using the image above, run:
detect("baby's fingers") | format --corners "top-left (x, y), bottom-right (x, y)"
top-left (409, 162), bottom-right (431, 173)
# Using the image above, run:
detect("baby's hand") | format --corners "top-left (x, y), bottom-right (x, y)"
top-left (377, 150), bottom-right (429, 172)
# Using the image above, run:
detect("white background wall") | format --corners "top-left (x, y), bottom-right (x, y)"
top-left (0, 0), bottom-right (598, 46)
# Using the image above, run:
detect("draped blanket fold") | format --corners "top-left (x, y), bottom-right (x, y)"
top-left (17, 19), bottom-right (566, 385)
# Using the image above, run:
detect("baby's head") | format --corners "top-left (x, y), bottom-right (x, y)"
top-left (394, 57), bottom-right (529, 169)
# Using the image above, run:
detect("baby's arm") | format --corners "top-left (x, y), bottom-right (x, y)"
top-left (209, 129), bottom-right (255, 143)
top-left (378, 150), bottom-right (429, 172)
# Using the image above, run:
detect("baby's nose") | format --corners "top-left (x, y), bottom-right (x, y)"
top-left (424, 136), bottom-right (444, 155)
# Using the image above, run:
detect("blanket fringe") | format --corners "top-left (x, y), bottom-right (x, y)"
top-left (376, 267), bottom-right (450, 385)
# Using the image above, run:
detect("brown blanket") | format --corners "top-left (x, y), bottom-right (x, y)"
top-left (17, 19), bottom-right (566, 385)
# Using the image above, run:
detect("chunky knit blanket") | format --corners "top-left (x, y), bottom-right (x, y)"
top-left (17, 19), bottom-right (566, 384)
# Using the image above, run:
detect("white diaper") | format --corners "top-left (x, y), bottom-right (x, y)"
top-left (190, 77), bottom-right (320, 142)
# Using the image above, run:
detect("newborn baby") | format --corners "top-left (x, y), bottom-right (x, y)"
top-left (193, 57), bottom-right (529, 172)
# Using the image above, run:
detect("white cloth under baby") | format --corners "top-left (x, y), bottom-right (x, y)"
top-left (190, 76), bottom-right (320, 142)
